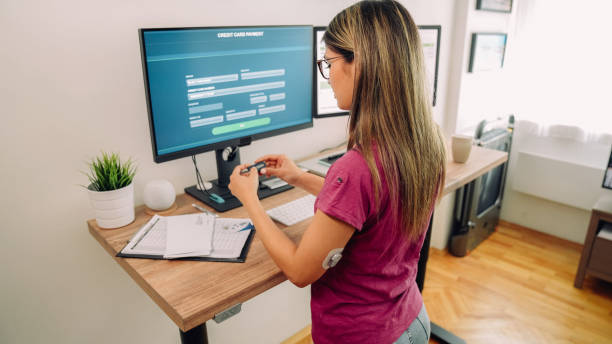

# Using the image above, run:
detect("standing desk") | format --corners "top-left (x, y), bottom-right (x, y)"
top-left (87, 145), bottom-right (507, 344)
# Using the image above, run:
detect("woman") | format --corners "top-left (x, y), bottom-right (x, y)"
top-left (228, 1), bottom-right (446, 343)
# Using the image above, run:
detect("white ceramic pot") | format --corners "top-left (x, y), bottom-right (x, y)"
top-left (88, 183), bottom-right (135, 229)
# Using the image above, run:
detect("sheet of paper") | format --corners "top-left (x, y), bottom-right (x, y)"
top-left (210, 218), bottom-right (253, 258)
top-left (598, 224), bottom-right (612, 241)
top-left (121, 215), bottom-right (167, 255)
top-left (120, 214), bottom-right (253, 260)
top-left (164, 213), bottom-right (215, 258)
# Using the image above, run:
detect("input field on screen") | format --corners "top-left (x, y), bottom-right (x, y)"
top-left (226, 110), bottom-right (257, 121)
top-left (258, 104), bottom-right (285, 115)
top-left (188, 81), bottom-right (285, 100)
top-left (186, 74), bottom-right (238, 86)
top-left (250, 96), bottom-right (267, 104)
top-left (188, 102), bottom-right (223, 115)
top-left (241, 69), bottom-right (285, 80)
top-left (269, 93), bottom-right (285, 101)
top-left (190, 115), bottom-right (224, 128)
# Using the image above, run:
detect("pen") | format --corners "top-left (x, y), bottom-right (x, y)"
top-left (240, 161), bottom-right (266, 174)
top-left (238, 223), bottom-right (255, 232)
top-left (130, 216), bottom-right (160, 249)
top-left (192, 203), bottom-right (218, 217)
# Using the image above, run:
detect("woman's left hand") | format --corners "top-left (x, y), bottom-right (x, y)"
top-left (228, 164), bottom-right (260, 206)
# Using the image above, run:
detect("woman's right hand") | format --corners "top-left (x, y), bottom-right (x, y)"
top-left (256, 154), bottom-right (305, 185)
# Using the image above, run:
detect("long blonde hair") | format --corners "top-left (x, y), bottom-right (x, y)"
top-left (324, 0), bottom-right (446, 241)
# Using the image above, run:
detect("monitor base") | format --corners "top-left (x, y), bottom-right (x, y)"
top-left (185, 178), bottom-right (293, 213)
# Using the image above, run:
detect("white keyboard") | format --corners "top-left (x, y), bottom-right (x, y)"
top-left (267, 194), bottom-right (316, 226)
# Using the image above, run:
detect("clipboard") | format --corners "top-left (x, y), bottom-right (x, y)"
top-left (116, 229), bottom-right (255, 263)
top-left (116, 214), bottom-right (256, 263)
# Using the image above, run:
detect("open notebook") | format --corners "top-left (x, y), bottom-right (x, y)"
top-left (117, 213), bottom-right (255, 263)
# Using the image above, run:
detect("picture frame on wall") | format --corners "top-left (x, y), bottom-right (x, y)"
top-left (313, 26), bottom-right (349, 118)
top-left (417, 25), bottom-right (441, 107)
top-left (468, 33), bottom-right (507, 73)
top-left (602, 146), bottom-right (612, 190)
top-left (476, 0), bottom-right (513, 13)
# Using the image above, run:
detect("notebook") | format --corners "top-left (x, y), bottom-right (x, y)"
top-left (117, 213), bottom-right (255, 263)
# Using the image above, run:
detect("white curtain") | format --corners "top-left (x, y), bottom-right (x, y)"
top-left (508, 0), bottom-right (612, 143)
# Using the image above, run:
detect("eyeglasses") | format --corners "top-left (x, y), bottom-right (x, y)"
top-left (316, 56), bottom-right (345, 80)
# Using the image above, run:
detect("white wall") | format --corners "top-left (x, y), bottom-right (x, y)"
top-left (452, 0), bottom-right (519, 135)
top-left (500, 122), bottom-right (612, 243)
top-left (0, 1), bottom-right (459, 343)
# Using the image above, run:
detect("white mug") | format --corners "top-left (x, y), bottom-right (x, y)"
top-left (451, 134), bottom-right (473, 163)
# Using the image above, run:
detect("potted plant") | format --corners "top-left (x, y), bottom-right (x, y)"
top-left (85, 152), bottom-right (137, 229)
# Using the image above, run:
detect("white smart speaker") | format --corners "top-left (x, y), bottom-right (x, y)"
top-left (143, 179), bottom-right (176, 211)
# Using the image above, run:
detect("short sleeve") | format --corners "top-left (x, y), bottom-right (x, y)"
top-left (314, 152), bottom-right (372, 231)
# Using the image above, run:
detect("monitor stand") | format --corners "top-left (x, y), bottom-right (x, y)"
top-left (185, 147), bottom-right (293, 212)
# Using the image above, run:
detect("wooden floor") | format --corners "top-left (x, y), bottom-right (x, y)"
top-left (283, 222), bottom-right (612, 344)
top-left (423, 221), bottom-right (612, 344)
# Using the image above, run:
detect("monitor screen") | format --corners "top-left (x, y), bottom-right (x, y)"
top-left (313, 25), bottom-right (440, 118)
top-left (603, 145), bottom-right (612, 190)
top-left (140, 25), bottom-right (313, 163)
top-left (313, 26), bottom-right (348, 118)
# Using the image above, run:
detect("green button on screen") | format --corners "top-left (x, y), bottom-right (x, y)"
top-left (212, 117), bottom-right (271, 135)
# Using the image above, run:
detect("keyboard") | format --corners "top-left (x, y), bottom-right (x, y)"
top-left (267, 194), bottom-right (316, 226)
top-left (261, 177), bottom-right (288, 190)
top-left (318, 152), bottom-right (345, 166)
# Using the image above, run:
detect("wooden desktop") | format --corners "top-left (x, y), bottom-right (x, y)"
top-left (87, 145), bottom-right (507, 344)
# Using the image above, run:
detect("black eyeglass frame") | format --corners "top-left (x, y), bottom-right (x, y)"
top-left (316, 55), bottom-right (346, 80)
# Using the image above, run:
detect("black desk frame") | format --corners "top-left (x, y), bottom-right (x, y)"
top-left (416, 183), bottom-right (472, 344)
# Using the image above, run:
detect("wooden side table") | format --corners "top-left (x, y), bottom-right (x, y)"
top-left (574, 195), bottom-right (612, 288)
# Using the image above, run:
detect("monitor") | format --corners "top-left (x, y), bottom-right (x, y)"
top-left (603, 145), bottom-right (612, 190)
top-left (313, 26), bottom-right (348, 118)
top-left (140, 25), bottom-right (314, 211)
top-left (417, 25), bottom-right (441, 107)
top-left (313, 25), bottom-right (440, 119)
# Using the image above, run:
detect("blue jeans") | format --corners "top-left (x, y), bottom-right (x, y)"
top-left (393, 304), bottom-right (431, 344)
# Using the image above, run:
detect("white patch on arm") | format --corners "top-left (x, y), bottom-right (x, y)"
top-left (322, 248), bottom-right (344, 269)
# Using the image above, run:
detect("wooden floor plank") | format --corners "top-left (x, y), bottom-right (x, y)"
top-left (424, 222), bottom-right (612, 344)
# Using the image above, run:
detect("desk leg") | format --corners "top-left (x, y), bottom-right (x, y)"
top-left (180, 323), bottom-right (208, 344)
top-left (418, 216), bottom-right (466, 344)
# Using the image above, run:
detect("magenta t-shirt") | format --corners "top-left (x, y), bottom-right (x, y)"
top-left (311, 148), bottom-right (431, 344)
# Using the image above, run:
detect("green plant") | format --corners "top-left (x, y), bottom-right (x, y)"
top-left (85, 152), bottom-right (136, 191)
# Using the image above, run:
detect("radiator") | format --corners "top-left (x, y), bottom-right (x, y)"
top-left (449, 116), bottom-right (513, 257)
